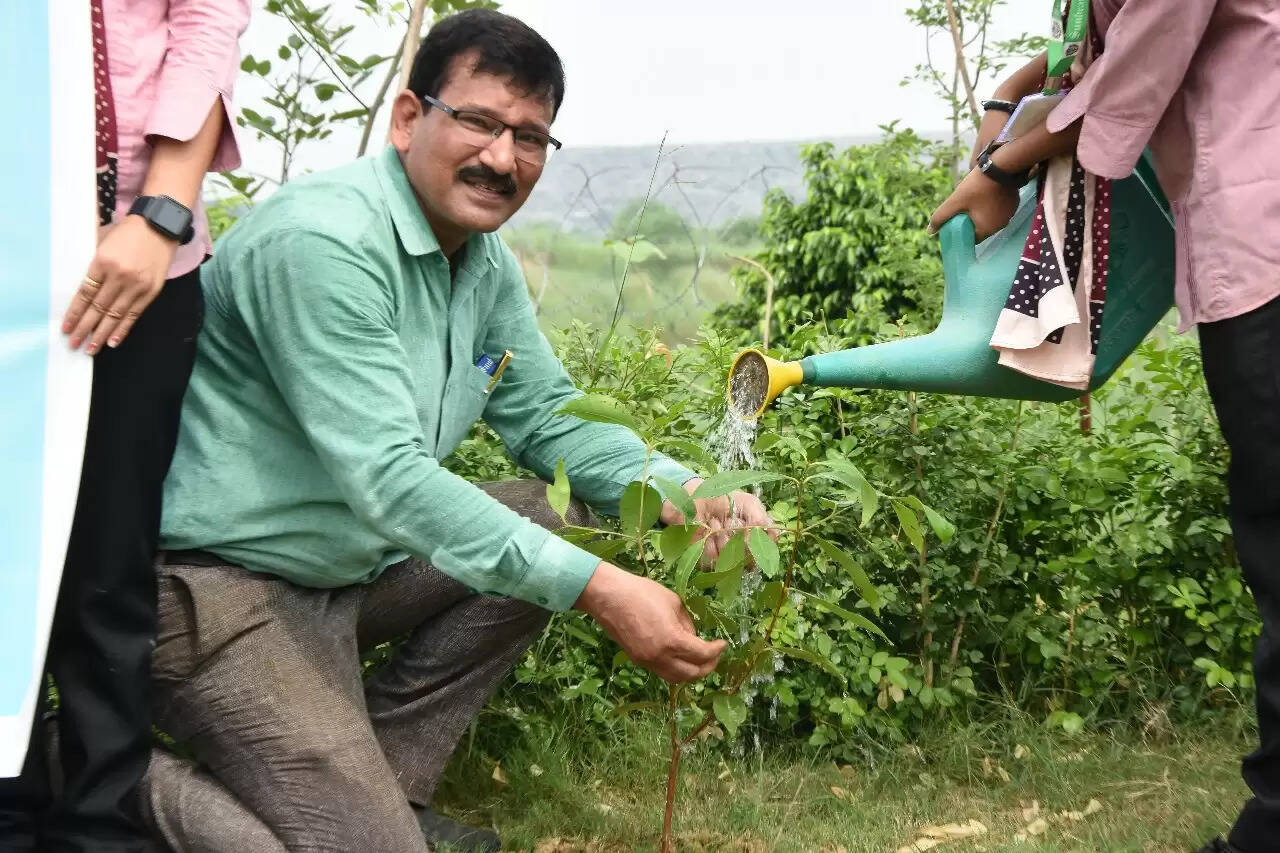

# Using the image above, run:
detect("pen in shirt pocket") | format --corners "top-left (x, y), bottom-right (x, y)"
top-left (474, 349), bottom-right (513, 394)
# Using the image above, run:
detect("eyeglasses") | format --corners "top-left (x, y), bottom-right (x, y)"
top-left (419, 94), bottom-right (562, 166)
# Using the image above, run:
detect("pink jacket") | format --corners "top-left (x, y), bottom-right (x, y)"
top-left (104, 0), bottom-right (250, 279)
top-left (1048, 0), bottom-right (1280, 330)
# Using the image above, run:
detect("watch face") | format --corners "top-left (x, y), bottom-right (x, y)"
top-left (149, 197), bottom-right (191, 237)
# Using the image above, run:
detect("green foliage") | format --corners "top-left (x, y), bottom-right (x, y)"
top-left (609, 199), bottom-right (692, 247)
top-left (903, 0), bottom-right (1047, 163)
top-left (444, 322), bottom-right (1252, 762)
top-left (716, 128), bottom-right (955, 349)
top-left (717, 215), bottom-right (762, 248)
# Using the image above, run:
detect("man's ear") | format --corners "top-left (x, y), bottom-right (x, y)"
top-left (389, 90), bottom-right (423, 154)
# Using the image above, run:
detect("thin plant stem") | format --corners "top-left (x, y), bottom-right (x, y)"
top-left (357, 38), bottom-right (404, 157)
top-left (660, 685), bottom-right (682, 853)
top-left (591, 133), bottom-right (669, 385)
top-left (944, 0), bottom-right (981, 125)
top-left (282, 10), bottom-right (368, 111)
top-left (947, 400), bottom-right (1024, 677)
top-left (728, 254), bottom-right (776, 351)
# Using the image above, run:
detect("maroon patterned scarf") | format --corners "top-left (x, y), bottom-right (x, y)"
top-left (91, 0), bottom-right (118, 226)
top-left (988, 8), bottom-right (1112, 389)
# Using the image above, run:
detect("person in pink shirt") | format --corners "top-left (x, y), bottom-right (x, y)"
top-left (0, 2), bottom-right (249, 851)
top-left (931, 2), bottom-right (1280, 852)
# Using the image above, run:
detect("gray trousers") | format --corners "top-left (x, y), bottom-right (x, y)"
top-left (142, 481), bottom-right (588, 853)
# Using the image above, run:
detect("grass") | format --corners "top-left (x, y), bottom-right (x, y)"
top-left (435, 708), bottom-right (1253, 852)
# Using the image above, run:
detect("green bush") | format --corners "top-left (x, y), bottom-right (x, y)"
top-left (716, 128), bottom-right (954, 348)
top-left (445, 321), bottom-right (1253, 759)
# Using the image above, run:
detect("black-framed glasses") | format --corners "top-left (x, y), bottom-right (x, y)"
top-left (419, 94), bottom-right (562, 166)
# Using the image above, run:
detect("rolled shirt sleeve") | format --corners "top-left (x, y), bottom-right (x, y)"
top-left (145, 0), bottom-right (251, 172)
top-left (237, 228), bottom-right (603, 611)
top-left (1047, 0), bottom-right (1218, 179)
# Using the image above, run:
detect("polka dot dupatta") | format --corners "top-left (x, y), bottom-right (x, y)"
top-left (988, 11), bottom-right (1111, 391)
top-left (91, 0), bottom-right (118, 226)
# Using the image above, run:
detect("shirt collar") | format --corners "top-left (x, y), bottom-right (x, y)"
top-left (374, 145), bottom-right (441, 258)
top-left (374, 146), bottom-right (499, 272)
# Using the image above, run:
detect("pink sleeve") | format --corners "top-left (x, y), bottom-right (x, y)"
top-left (144, 0), bottom-right (252, 173)
top-left (1047, 0), bottom-right (1218, 179)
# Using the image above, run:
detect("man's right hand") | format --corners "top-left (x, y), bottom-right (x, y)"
top-left (575, 562), bottom-right (726, 683)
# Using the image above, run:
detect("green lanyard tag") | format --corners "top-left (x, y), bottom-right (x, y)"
top-left (1045, 0), bottom-right (1090, 92)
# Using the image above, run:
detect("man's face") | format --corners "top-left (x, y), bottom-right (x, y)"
top-left (391, 51), bottom-right (554, 251)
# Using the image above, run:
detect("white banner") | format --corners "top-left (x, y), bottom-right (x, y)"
top-left (0, 2), bottom-right (96, 777)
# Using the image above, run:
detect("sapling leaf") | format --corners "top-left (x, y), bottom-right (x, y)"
top-left (754, 580), bottom-right (785, 611)
top-left (662, 439), bottom-right (719, 475)
top-left (683, 595), bottom-right (734, 634)
top-left (747, 527), bottom-right (780, 578)
top-left (754, 433), bottom-right (781, 452)
top-left (901, 495), bottom-right (956, 544)
top-left (556, 394), bottom-right (641, 432)
top-left (673, 539), bottom-right (707, 594)
top-left (815, 537), bottom-right (881, 609)
top-left (813, 458), bottom-right (871, 493)
top-left (691, 470), bottom-right (785, 499)
top-left (652, 475), bottom-right (697, 524)
top-left (582, 537), bottom-right (630, 561)
top-left (923, 505), bottom-right (956, 544)
top-left (659, 524), bottom-right (697, 563)
top-left (546, 459), bottom-right (571, 523)
top-left (798, 591), bottom-right (888, 640)
top-left (619, 481), bottom-right (664, 536)
top-left (712, 692), bottom-right (749, 739)
top-left (775, 646), bottom-right (847, 687)
top-left (892, 499), bottom-right (926, 553)
top-left (714, 530), bottom-right (749, 575)
top-left (691, 562), bottom-right (740, 591)
top-left (860, 480), bottom-right (880, 527)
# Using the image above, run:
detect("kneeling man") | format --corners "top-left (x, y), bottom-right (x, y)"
top-left (144, 9), bottom-right (770, 852)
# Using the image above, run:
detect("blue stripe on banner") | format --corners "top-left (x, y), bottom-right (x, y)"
top-left (0, 2), bottom-right (53, 717)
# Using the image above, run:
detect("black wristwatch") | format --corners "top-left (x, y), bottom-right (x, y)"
top-left (980, 98), bottom-right (1019, 114)
top-left (976, 141), bottom-right (1033, 189)
top-left (128, 195), bottom-right (195, 245)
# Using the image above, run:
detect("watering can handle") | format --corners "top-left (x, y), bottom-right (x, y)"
top-left (936, 213), bottom-right (978, 299)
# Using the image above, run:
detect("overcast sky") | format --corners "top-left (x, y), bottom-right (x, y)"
top-left (234, 0), bottom-right (1044, 181)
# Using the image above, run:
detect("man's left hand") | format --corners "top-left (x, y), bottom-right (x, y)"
top-left (928, 167), bottom-right (1022, 242)
top-left (660, 478), bottom-right (777, 563)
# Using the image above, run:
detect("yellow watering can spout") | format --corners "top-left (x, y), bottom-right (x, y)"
top-left (728, 349), bottom-right (804, 420)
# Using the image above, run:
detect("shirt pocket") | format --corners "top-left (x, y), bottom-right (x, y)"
top-left (435, 364), bottom-right (491, 458)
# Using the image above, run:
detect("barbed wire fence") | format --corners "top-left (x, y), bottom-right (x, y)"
top-left (511, 147), bottom-right (798, 337)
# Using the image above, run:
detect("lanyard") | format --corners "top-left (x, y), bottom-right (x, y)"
top-left (1045, 0), bottom-right (1090, 93)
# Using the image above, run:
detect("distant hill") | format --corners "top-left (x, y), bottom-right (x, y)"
top-left (509, 135), bottom-right (881, 236)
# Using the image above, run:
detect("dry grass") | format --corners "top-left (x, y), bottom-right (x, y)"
top-left (436, 710), bottom-right (1253, 853)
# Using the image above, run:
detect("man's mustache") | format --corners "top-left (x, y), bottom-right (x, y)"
top-left (457, 165), bottom-right (517, 196)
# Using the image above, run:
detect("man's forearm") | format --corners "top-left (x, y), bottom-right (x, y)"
top-left (139, 99), bottom-right (225, 209)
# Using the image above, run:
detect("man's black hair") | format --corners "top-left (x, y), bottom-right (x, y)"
top-left (407, 9), bottom-right (565, 118)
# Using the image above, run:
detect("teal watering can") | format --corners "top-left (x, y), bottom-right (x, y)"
top-left (728, 154), bottom-right (1176, 418)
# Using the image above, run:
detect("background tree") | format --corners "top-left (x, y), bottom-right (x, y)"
top-left (715, 127), bottom-right (954, 350)
top-left (904, 0), bottom-right (1048, 172)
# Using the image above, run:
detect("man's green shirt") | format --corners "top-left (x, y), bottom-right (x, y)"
top-left (161, 146), bottom-right (695, 611)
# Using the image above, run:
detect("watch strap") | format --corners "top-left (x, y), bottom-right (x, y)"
top-left (977, 142), bottom-right (1032, 189)
top-left (980, 98), bottom-right (1019, 114)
